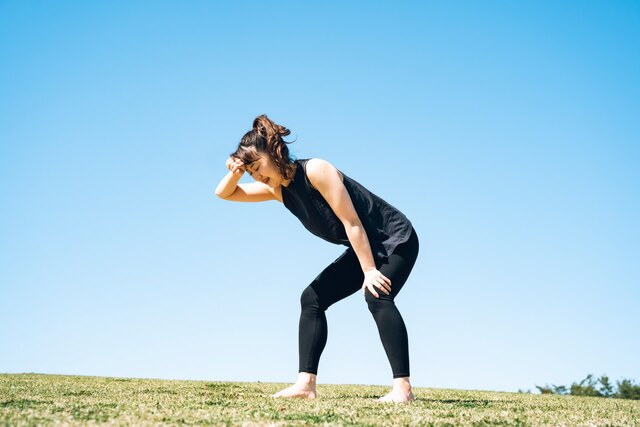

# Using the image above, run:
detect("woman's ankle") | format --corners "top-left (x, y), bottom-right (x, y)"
top-left (297, 371), bottom-right (317, 387)
top-left (393, 376), bottom-right (412, 391)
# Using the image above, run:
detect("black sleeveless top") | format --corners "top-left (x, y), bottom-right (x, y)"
top-left (281, 158), bottom-right (413, 262)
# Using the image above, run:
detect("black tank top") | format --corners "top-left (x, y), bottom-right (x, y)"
top-left (281, 158), bottom-right (413, 262)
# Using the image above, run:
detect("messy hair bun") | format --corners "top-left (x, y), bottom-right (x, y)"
top-left (231, 114), bottom-right (297, 181)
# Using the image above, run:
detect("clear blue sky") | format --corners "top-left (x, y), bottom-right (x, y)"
top-left (1, 1), bottom-right (638, 393)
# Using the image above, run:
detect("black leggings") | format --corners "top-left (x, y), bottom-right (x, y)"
top-left (298, 226), bottom-right (419, 379)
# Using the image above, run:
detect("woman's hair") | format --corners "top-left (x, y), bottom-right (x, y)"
top-left (230, 114), bottom-right (297, 181)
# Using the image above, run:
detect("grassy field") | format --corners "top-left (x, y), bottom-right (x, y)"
top-left (1, 373), bottom-right (639, 426)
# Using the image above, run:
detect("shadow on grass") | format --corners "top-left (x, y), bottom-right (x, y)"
top-left (418, 398), bottom-right (496, 407)
top-left (62, 390), bottom-right (95, 397)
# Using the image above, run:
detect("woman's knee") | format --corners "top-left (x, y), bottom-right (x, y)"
top-left (364, 288), bottom-right (394, 312)
top-left (300, 285), bottom-right (322, 310)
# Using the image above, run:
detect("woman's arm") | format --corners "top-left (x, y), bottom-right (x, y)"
top-left (215, 156), bottom-right (245, 197)
top-left (306, 158), bottom-right (391, 297)
top-left (343, 223), bottom-right (377, 273)
top-left (305, 159), bottom-right (375, 272)
top-left (215, 170), bottom-right (243, 198)
top-left (215, 157), bottom-right (277, 202)
top-left (305, 158), bottom-right (392, 298)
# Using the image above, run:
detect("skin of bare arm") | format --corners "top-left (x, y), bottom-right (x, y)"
top-left (215, 156), bottom-right (245, 198)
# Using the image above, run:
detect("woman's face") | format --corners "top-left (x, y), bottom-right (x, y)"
top-left (245, 153), bottom-right (287, 187)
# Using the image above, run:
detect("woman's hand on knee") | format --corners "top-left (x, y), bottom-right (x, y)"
top-left (362, 269), bottom-right (392, 298)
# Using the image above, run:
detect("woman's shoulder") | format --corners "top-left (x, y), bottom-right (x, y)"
top-left (303, 158), bottom-right (344, 187)
top-left (304, 157), bottom-right (335, 170)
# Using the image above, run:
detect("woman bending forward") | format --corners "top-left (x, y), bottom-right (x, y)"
top-left (215, 114), bottom-right (420, 403)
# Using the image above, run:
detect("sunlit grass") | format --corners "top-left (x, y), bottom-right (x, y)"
top-left (1, 373), bottom-right (639, 426)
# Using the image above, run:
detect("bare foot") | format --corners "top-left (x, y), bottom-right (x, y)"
top-left (377, 388), bottom-right (415, 403)
top-left (270, 383), bottom-right (317, 399)
top-left (377, 377), bottom-right (415, 403)
top-left (270, 372), bottom-right (317, 399)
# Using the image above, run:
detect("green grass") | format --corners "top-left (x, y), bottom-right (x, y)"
top-left (1, 373), bottom-right (639, 426)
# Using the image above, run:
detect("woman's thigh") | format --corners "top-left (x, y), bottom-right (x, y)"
top-left (308, 227), bottom-right (419, 308)
top-left (376, 227), bottom-right (419, 300)
top-left (308, 248), bottom-right (364, 310)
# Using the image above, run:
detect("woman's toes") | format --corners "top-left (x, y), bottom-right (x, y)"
top-left (270, 385), bottom-right (316, 399)
top-left (377, 389), bottom-right (414, 403)
top-left (377, 392), bottom-right (394, 402)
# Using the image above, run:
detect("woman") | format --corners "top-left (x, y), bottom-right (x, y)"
top-left (215, 114), bottom-right (420, 403)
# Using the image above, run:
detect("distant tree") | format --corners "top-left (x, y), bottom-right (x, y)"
top-left (532, 374), bottom-right (639, 400)
top-left (615, 379), bottom-right (640, 400)
top-left (534, 384), bottom-right (568, 395)
top-left (570, 374), bottom-right (603, 397)
top-left (553, 385), bottom-right (569, 395)
top-left (598, 375), bottom-right (614, 398)
top-left (535, 384), bottom-right (554, 394)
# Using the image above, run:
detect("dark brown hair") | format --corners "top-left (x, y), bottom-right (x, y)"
top-left (230, 114), bottom-right (297, 181)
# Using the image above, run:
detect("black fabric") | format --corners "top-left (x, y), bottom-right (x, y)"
top-left (282, 159), bottom-right (413, 262)
top-left (298, 226), bottom-right (419, 378)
